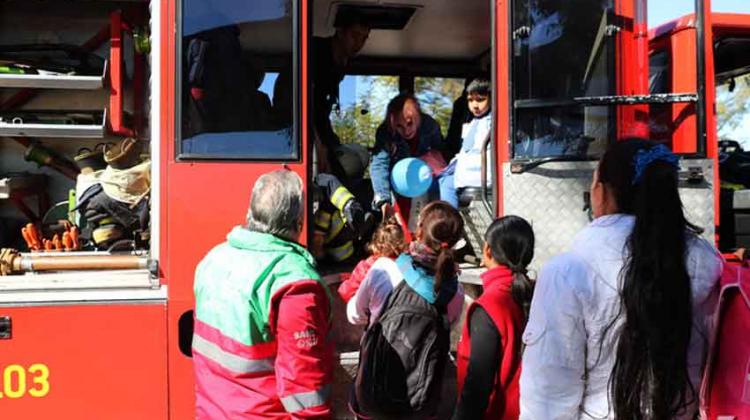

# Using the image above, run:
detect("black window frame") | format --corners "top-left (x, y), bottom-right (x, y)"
top-left (174, 0), bottom-right (301, 162)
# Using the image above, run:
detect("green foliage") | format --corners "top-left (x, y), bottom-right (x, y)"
top-left (331, 75), bottom-right (397, 148)
top-left (717, 74), bottom-right (750, 138)
top-left (415, 77), bottom-right (465, 137)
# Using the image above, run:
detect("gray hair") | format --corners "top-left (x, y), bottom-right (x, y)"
top-left (246, 170), bottom-right (304, 241)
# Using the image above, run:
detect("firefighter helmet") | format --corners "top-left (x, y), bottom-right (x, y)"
top-left (335, 144), bottom-right (369, 179)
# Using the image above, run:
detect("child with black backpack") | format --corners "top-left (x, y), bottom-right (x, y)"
top-left (348, 201), bottom-right (466, 419)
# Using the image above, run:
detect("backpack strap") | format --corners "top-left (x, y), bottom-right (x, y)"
top-left (395, 254), bottom-right (456, 312)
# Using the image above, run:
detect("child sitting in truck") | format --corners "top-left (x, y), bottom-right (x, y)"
top-left (337, 218), bottom-right (407, 303)
top-left (438, 77), bottom-right (492, 208)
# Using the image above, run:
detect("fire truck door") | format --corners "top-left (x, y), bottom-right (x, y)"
top-left (165, 1), bottom-right (309, 418)
top-left (501, 0), bottom-right (714, 268)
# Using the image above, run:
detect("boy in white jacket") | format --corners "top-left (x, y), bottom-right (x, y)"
top-left (438, 78), bottom-right (492, 208)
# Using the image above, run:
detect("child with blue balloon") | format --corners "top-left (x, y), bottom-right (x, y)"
top-left (438, 78), bottom-right (492, 208)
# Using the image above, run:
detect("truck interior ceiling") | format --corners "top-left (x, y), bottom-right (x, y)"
top-left (0, 1), bottom-right (153, 278)
top-left (314, 0), bottom-right (491, 74)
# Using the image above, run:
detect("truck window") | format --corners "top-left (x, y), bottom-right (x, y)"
top-left (177, 0), bottom-right (297, 160)
top-left (331, 75), bottom-right (398, 150)
top-left (512, 0), bottom-right (615, 159)
top-left (414, 77), bottom-right (466, 138)
top-left (649, 51), bottom-right (670, 94)
top-left (717, 74), bottom-right (750, 148)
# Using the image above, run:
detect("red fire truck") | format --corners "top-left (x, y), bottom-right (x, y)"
top-left (0, 0), bottom-right (747, 418)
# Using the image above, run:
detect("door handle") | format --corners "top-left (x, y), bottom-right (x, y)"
top-left (0, 316), bottom-right (11, 339)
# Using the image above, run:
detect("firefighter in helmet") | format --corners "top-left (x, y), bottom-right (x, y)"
top-left (312, 143), bottom-right (375, 263)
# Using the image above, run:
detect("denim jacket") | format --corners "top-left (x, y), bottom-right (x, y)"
top-left (369, 113), bottom-right (443, 205)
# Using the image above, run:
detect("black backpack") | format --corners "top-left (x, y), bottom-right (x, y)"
top-left (354, 278), bottom-right (450, 418)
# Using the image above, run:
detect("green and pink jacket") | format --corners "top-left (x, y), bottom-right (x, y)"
top-left (193, 227), bottom-right (333, 419)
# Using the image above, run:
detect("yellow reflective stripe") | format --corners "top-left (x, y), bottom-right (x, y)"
top-left (331, 186), bottom-right (354, 212)
top-left (192, 335), bottom-right (274, 374)
top-left (324, 212), bottom-right (345, 244)
top-left (327, 240), bottom-right (354, 262)
top-left (281, 385), bottom-right (331, 413)
top-left (314, 211), bottom-right (332, 230)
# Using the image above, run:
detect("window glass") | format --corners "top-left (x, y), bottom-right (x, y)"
top-left (330, 75), bottom-right (399, 149)
top-left (414, 77), bottom-right (466, 137)
top-left (513, 103), bottom-right (697, 158)
top-left (179, 0), bottom-right (296, 159)
top-left (717, 74), bottom-right (750, 149)
top-left (649, 51), bottom-right (669, 94)
top-left (514, 105), bottom-right (611, 158)
top-left (511, 0), bottom-right (701, 159)
top-left (513, 0), bottom-right (614, 101)
top-left (512, 0), bottom-right (614, 159)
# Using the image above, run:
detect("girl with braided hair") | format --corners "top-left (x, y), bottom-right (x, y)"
top-left (346, 201), bottom-right (465, 329)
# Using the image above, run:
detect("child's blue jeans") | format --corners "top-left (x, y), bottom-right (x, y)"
top-left (437, 160), bottom-right (458, 208)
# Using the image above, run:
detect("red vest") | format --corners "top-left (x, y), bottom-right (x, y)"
top-left (456, 266), bottom-right (524, 420)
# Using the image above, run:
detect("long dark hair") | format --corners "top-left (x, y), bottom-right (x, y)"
top-left (484, 216), bottom-right (535, 318)
top-left (417, 201), bottom-right (464, 293)
top-left (598, 139), bottom-right (699, 419)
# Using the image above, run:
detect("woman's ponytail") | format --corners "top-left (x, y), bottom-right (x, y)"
top-left (598, 140), bottom-right (700, 419)
top-left (484, 216), bottom-right (535, 319)
top-left (434, 244), bottom-right (456, 295)
top-left (413, 202), bottom-right (464, 295)
top-left (510, 268), bottom-right (534, 319)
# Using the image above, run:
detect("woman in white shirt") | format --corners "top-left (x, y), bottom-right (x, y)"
top-left (520, 139), bottom-right (722, 419)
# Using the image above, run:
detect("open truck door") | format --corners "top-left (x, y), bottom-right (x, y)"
top-left (477, 0), bottom-right (718, 266)
top-left (165, 1), bottom-right (309, 418)
top-left (0, 3), bottom-right (168, 418)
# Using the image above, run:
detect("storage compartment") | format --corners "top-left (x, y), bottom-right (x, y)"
top-left (0, 302), bottom-right (168, 419)
top-left (0, 1), bottom-right (154, 279)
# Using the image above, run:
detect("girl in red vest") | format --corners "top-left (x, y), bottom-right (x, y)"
top-left (453, 215), bottom-right (535, 420)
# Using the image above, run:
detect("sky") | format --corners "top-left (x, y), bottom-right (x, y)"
top-left (650, 0), bottom-right (750, 27)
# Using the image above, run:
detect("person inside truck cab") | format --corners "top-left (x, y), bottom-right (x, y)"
top-left (311, 144), bottom-right (375, 264)
top-left (312, 18), bottom-right (371, 177)
top-left (370, 93), bottom-right (445, 219)
top-left (438, 77), bottom-right (492, 208)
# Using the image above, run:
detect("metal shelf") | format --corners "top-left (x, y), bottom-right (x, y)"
top-left (0, 173), bottom-right (47, 200)
top-left (0, 61), bottom-right (107, 90)
top-left (0, 109), bottom-right (106, 138)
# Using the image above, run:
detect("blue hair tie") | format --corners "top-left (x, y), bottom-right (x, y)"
top-left (632, 144), bottom-right (679, 185)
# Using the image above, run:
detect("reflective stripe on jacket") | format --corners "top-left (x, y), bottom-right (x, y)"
top-left (193, 227), bottom-right (334, 419)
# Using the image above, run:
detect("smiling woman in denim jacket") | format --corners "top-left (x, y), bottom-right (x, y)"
top-left (369, 94), bottom-right (444, 218)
